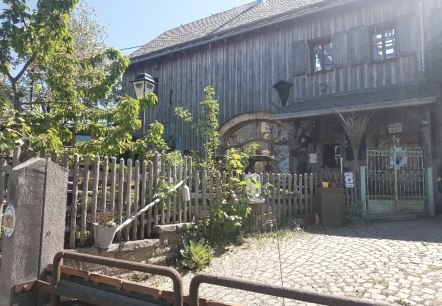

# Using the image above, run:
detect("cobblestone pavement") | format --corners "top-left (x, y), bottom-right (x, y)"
top-left (143, 218), bottom-right (442, 306)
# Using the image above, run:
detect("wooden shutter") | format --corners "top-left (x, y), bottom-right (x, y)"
top-left (349, 26), bottom-right (368, 65)
top-left (332, 31), bottom-right (349, 68)
top-left (398, 15), bottom-right (418, 56)
top-left (293, 40), bottom-right (306, 76)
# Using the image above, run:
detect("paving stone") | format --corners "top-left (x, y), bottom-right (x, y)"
top-left (422, 288), bottom-right (436, 295)
top-left (139, 219), bottom-right (442, 306)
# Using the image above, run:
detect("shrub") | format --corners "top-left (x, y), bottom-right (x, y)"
top-left (179, 239), bottom-right (214, 271)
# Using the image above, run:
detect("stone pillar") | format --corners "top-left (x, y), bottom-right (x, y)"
top-left (0, 158), bottom-right (68, 306)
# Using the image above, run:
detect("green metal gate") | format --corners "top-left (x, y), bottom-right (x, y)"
top-left (366, 148), bottom-right (426, 214)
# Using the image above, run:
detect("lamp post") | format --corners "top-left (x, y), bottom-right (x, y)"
top-left (131, 73), bottom-right (157, 134)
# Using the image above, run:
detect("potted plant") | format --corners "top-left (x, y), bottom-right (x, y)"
top-left (87, 211), bottom-right (117, 248)
top-left (319, 166), bottom-right (338, 188)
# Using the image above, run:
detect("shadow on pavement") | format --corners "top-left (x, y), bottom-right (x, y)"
top-left (309, 217), bottom-right (442, 243)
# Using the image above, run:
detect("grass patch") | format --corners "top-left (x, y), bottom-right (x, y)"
top-left (394, 299), bottom-right (411, 306)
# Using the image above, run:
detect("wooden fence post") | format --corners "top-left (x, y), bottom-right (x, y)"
top-left (91, 155), bottom-right (100, 220)
top-left (80, 156), bottom-right (90, 246)
top-left (68, 154), bottom-right (80, 249)
top-left (102, 157), bottom-right (109, 211)
top-left (133, 160), bottom-right (140, 239)
top-left (125, 158), bottom-right (133, 241)
top-left (116, 158), bottom-right (125, 241)
top-left (140, 161), bottom-right (147, 239)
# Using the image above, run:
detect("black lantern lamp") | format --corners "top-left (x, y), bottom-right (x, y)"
top-left (132, 73), bottom-right (157, 136)
top-left (131, 73), bottom-right (157, 98)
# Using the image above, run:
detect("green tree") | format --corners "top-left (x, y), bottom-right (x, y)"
top-left (0, 0), bottom-right (164, 156)
top-left (176, 87), bottom-right (257, 246)
top-left (175, 87), bottom-right (220, 170)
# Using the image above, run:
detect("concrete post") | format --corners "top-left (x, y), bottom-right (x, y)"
top-left (426, 167), bottom-right (435, 217)
top-left (360, 166), bottom-right (367, 217)
top-left (0, 158), bottom-right (68, 306)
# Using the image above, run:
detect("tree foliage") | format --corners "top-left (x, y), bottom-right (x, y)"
top-left (175, 87), bottom-right (220, 170)
top-left (175, 87), bottom-right (257, 246)
top-left (0, 0), bottom-right (165, 156)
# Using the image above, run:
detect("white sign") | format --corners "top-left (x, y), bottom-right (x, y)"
top-left (309, 153), bottom-right (318, 164)
top-left (388, 123), bottom-right (403, 134)
top-left (344, 172), bottom-right (354, 188)
top-left (3, 205), bottom-right (16, 237)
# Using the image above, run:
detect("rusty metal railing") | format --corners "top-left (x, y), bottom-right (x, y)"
top-left (15, 251), bottom-right (390, 306)
top-left (189, 274), bottom-right (388, 306)
top-left (50, 251), bottom-right (183, 306)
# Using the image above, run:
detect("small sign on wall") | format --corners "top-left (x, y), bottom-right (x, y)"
top-left (309, 153), bottom-right (318, 164)
top-left (3, 205), bottom-right (16, 237)
top-left (388, 123), bottom-right (403, 134)
top-left (344, 172), bottom-right (354, 188)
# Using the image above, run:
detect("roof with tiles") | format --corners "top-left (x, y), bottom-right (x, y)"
top-left (130, 0), bottom-right (347, 60)
top-left (273, 83), bottom-right (442, 120)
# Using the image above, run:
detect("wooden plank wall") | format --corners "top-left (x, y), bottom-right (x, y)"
top-left (122, 0), bottom-right (442, 152)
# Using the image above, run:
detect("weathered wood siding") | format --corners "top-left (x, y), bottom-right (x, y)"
top-left (124, 0), bottom-right (442, 151)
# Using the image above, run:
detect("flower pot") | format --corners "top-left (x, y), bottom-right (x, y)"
top-left (93, 223), bottom-right (117, 249)
top-left (322, 181), bottom-right (329, 188)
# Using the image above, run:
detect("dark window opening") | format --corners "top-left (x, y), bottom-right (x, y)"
top-left (371, 25), bottom-right (396, 62)
top-left (311, 38), bottom-right (333, 73)
top-left (323, 144), bottom-right (341, 168)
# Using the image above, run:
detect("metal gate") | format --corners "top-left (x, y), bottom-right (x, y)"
top-left (366, 148), bottom-right (426, 214)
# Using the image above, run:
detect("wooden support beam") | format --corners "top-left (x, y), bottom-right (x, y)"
top-left (422, 107), bottom-right (432, 168)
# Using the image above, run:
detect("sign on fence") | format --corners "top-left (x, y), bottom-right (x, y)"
top-left (344, 172), bottom-right (354, 188)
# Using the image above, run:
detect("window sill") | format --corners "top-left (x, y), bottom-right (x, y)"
top-left (308, 69), bottom-right (334, 76)
top-left (369, 56), bottom-right (399, 65)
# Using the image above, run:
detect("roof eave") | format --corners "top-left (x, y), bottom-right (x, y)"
top-left (271, 96), bottom-right (439, 121)
top-left (129, 0), bottom-right (359, 66)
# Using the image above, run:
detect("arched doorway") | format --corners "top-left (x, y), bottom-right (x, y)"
top-left (220, 113), bottom-right (289, 173)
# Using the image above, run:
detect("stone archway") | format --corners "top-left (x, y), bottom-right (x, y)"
top-left (219, 112), bottom-right (290, 173)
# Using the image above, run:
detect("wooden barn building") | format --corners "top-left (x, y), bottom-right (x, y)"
top-left (123, 0), bottom-right (442, 215)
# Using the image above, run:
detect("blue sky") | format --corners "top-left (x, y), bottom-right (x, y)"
top-left (86, 0), bottom-right (252, 55)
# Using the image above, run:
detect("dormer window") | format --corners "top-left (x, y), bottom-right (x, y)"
top-left (310, 38), bottom-right (333, 73)
top-left (371, 24), bottom-right (396, 62)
